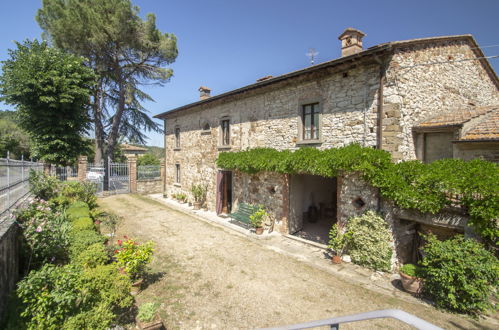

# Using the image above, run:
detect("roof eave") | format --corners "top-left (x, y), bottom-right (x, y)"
top-left (154, 44), bottom-right (392, 119)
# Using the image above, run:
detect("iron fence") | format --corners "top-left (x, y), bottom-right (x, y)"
top-left (0, 156), bottom-right (44, 222)
top-left (137, 165), bottom-right (160, 180)
top-left (49, 165), bottom-right (78, 181)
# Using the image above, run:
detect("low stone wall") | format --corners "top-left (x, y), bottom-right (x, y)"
top-left (137, 179), bottom-right (162, 194)
top-left (0, 219), bottom-right (19, 319)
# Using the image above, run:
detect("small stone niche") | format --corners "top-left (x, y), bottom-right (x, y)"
top-left (352, 197), bottom-right (365, 209)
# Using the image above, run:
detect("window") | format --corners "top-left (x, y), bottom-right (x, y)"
top-left (174, 126), bottom-right (180, 148)
top-left (221, 119), bottom-right (230, 145)
top-left (175, 164), bottom-right (180, 184)
top-left (302, 103), bottom-right (320, 140)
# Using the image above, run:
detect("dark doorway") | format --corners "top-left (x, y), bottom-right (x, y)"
top-left (216, 170), bottom-right (232, 214)
top-left (289, 175), bottom-right (337, 245)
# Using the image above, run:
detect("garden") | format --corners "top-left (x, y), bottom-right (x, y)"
top-left (1, 172), bottom-right (161, 330)
top-left (326, 211), bottom-right (498, 317)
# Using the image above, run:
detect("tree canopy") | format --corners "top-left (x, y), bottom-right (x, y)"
top-left (0, 110), bottom-right (31, 159)
top-left (0, 40), bottom-right (96, 165)
top-left (36, 0), bottom-right (178, 163)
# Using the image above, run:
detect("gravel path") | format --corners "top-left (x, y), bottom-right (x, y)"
top-left (98, 194), bottom-right (496, 330)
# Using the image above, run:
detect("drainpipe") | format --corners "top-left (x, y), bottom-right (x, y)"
top-left (376, 61), bottom-right (386, 150)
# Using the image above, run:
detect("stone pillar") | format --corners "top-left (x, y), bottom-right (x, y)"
top-left (160, 159), bottom-right (166, 197)
top-left (43, 163), bottom-right (51, 175)
top-left (77, 156), bottom-right (87, 182)
top-left (279, 174), bottom-right (290, 234)
top-left (128, 155), bottom-right (137, 193)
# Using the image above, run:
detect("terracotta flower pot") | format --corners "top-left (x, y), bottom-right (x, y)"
top-left (255, 227), bottom-right (264, 235)
top-left (131, 278), bottom-right (144, 295)
top-left (193, 201), bottom-right (201, 210)
top-left (399, 271), bottom-right (423, 294)
top-left (332, 255), bottom-right (342, 264)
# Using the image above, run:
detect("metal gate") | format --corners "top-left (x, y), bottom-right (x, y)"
top-left (108, 160), bottom-right (129, 194)
top-left (86, 163), bottom-right (105, 195)
top-left (86, 159), bottom-right (129, 195)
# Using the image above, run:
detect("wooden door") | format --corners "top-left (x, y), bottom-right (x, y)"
top-left (216, 170), bottom-right (232, 214)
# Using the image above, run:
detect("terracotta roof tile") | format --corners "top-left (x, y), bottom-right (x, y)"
top-left (417, 106), bottom-right (497, 128)
top-left (460, 109), bottom-right (499, 141)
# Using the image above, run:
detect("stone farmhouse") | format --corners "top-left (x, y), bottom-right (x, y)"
top-left (155, 28), bottom-right (499, 264)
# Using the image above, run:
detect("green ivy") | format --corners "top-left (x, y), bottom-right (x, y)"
top-left (216, 144), bottom-right (499, 242)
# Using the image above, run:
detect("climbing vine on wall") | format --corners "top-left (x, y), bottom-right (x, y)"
top-left (216, 144), bottom-right (499, 243)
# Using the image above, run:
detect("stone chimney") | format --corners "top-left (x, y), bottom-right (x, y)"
top-left (199, 86), bottom-right (211, 100)
top-left (338, 28), bottom-right (366, 57)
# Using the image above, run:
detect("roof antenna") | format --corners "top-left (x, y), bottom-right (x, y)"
top-left (306, 47), bottom-right (318, 65)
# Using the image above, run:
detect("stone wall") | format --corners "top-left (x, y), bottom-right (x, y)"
top-left (384, 39), bottom-right (499, 161)
top-left (232, 171), bottom-right (288, 233)
top-left (337, 172), bottom-right (379, 225)
top-left (454, 142), bottom-right (499, 162)
top-left (137, 179), bottom-right (162, 194)
top-left (0, 219), bottom-right (19, 319)
top-left (164, 59), bottom-right (381, 213)
top-left (162, 37), bottom-right (497, 238)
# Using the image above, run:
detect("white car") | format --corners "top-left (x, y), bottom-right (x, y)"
top-left (86, 169), bottom-right (104, 181)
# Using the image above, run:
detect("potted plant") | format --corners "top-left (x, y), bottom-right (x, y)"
top-left (137, 302), bottom-right (163, 330)
top-left (328, 223), bottom-right (351, 264)
top-left (177, 193), bottom-right (187, 204)
top-left (250, 205), bottom-right (267, 235)
top-left (191, 184), bottom-right (207, 210)
top-left (399, 263), bottom-right (423, 294)
top-left (114, 237), bottom-right (154, 294)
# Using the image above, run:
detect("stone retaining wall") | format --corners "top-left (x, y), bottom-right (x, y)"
top-left (0, 219), bottom-right (19, 319)
top-left (137, 179), bottom-right (162, 194)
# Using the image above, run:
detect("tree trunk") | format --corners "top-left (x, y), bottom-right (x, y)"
top-left (93, 78), bottom-right (105, 165)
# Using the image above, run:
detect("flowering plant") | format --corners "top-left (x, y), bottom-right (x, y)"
top-left (16, 198), bottom-right (71, 267)
top-left (114, 237), bottom-right (154, 280)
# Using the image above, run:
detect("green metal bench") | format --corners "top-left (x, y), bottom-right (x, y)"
top-left (229, 203), bottom-right (260, 227)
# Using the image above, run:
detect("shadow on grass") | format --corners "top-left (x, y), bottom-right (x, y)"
top-left (142, 271), bottom-right (167, 290)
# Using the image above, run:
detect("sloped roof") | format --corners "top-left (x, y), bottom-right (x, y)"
top-left (460, 108), bottom-right (499, 141)
top-left (416, 106), bottom-right (499, 142)
top-left (155, 34), bottom-right (498, 119)
top-left (417, 106), bottom-right (496, 128)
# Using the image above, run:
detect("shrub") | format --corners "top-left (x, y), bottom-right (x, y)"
top-left (62, 303), bottom-right (115, 330)
top-left (28, 170), bottom-right (60, 200)
top-left (17, 264), bottom-right (81, 329)
top-left (78, 264), bottom-right (133, 317)
top-left (74, 243), bottom-right (109, 268)
top-left (420, 234), bottom-right (499, 316)
top-left (399, 263), bottom-right (422, 277)
top-left (58, 181), bottom-right (98, 209)
top-left (69, 229), bottom-right (106, 259)
top-left (72, 216), bottom-right (95, 231)
top-left (114, 238), bottom-right (154, 280)
top-left (16, 264), bottom-right (132, 330)
top-left (137, 302), bottom-right (159, 322)
top-left (346, 211), bottom-right (393, 272)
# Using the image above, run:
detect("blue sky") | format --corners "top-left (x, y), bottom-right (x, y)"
top-left (1, 0), bottom-right (498, 146)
